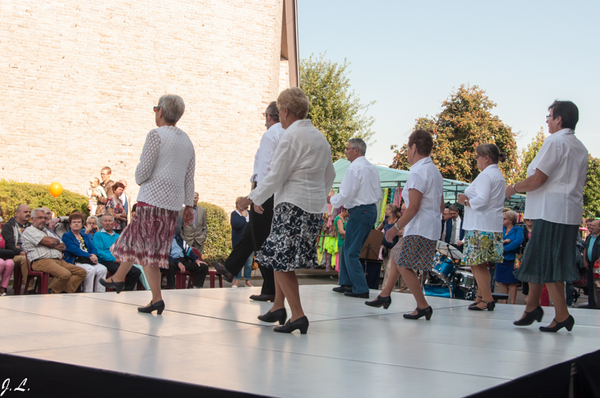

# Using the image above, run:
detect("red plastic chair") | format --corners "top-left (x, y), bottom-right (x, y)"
top-left (175, 248), bottom-right (223, 289)
top-left (23, 258), bottom-right (49, 295)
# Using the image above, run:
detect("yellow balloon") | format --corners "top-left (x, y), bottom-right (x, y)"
top-left (49, 182), bottom-right (63, 198)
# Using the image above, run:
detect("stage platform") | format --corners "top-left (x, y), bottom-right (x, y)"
top-left (0, 285), bottom-right (599, 397)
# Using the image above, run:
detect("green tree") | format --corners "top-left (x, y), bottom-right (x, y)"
top-left (300, 53), bottom-right (375, 160)
top-left (518, 129), bottom-right (545, 180)
top-left (390, 85), bottom-right (519, 184)
top-left (584, 155), bottom-right (600, 219)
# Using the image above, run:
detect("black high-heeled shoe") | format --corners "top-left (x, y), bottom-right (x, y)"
top-left (365, 295), bottom-right (392, 309)
top-left (469, 300), bottom-right (495, 311)
top-left (403, 306), bottom-right (433, 320)
top-left (468, 296), bottom-right (483, 310)
top-left (258, 308), bottom-right (287, 325)
top-left (274, 316), bottom-right (309, 334)
top-left (540, 315), bottom-right (574, 332)
top-left (99, 278), bottom-right (125, 294)
top-left (137, 300), bottom-right (165, 315)
top-left (513, 306), bottom-right (544, 326)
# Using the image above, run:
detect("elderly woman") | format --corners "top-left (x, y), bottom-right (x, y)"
top-left (237, 88), bottom-right (335, 334)
top-left (101, 94), bottom-right (196, 315)
top-left (494, 210), bottom-right (524, 304)
top-left (371, 130), bottom-right (443, 319)
top-left (62, 211), bottom-right (108, 292)
top-left (457, 144), bottom-right (506, 311)
top-left (508, 101), bottom-right (588, 332)
top-left (105, 181), bottom-right (127, 233)
top-left (85, 215), bottom-right (100, 236)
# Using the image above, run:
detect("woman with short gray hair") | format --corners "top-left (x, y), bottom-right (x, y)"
top-left (100, 94), bottom-right (195, 315)
top-left (494, 210), bottom-right (523, 304)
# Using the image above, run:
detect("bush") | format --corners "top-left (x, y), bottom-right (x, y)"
top-left (0, 180), bottom-right (89, 219)
top-left (200, 201), bottom-right (232, 263)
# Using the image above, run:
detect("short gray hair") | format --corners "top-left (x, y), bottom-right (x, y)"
top-left (86, 215), bottom-right (98, 224)
top-left (101, 213), bottom-right (115, 221)
top-left (348, 138), bottom-right (367, 156)
top-left (157, 94), bottom-right (185, 124)
top-left (504, 210), bottom-right (518, 225)
top-left (31, 208), bottom-right (46, 218)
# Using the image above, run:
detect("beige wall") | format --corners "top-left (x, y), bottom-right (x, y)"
top-left (0, 0), bottom-right (291, 212)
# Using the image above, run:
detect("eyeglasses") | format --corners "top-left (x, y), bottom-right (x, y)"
top-left (153, 106), bottom-right (160, 113)
top-left (546, 114), bottom-right (553, 120)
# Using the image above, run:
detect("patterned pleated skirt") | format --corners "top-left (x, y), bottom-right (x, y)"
top-left (513, 219), bottom-right (580, 284)
top-left (390, 234), bottom-right (437, 271)
top-left (256, 202), bottom-right (323, 272)
top-left (110, 205), bottom-right (179, 269)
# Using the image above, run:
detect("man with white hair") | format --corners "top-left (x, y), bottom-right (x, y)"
top-left (329, 138), bottom-right (382, 299)
top-left (21, 208), bottom-right (86, 293)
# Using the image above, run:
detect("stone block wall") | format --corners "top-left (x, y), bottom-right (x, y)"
top-left (0, 0), bottom-right (289, 212)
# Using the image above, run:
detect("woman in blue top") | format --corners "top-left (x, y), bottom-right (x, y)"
top-left (62, 211), bottom-right (108, 292)
top-left (494, 211), bottom-right (523, 304)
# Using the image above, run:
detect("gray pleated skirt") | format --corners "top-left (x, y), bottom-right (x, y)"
top-left (513, 219), bottom-right (580, 284)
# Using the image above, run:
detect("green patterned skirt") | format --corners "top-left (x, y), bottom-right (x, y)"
top-left (462, 230), bottom-right (504, 266)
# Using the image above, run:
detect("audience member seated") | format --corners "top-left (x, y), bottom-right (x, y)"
top-left (93, 213), bottom-right (141, 291)
top-left (41, 207), bottom-right (70, 238)
top-left (1, 204), bottom-right (33, 293)
top-left (85, 216), bottom-right (100, 237)
top-left (62, 211), bottom-right (108, 293)
top-left (21, 208), bottom-right (86, 293)
top-left (166, 225), bottom-right (209, 289)
top-left (105, 182), bottom-right (127, 234)
top-left (0, 227), bottom-right (15, 296)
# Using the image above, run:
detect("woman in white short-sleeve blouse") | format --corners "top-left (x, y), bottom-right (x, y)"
top-left (507, 100), bottom-right (588, 333)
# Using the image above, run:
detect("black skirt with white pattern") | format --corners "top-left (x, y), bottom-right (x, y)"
top-left (256, 202), bottom-right (323, 272)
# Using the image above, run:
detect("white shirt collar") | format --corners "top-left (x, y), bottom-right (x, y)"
top-left (101, 228), bottom-right (115, 236)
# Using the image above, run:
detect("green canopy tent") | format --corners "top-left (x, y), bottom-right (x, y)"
top-left (332, 159), bottom-right (525, 209)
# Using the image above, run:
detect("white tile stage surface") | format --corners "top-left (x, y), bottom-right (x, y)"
top-left (0, 285), bottom-right (598, 397)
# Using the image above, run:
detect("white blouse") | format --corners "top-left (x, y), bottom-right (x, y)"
top-left (403, 157), bottom-right (443, 240)
top-left (248, 119), bottom-right (336, 214)
top-left (135, 126), bottom-right (196, 211)
top-left (251, 122), bottom-right (285, 184)
top-left (462, 164), bottom-right (506, 233)
top-left (524, 128), bottom-right (588, 225)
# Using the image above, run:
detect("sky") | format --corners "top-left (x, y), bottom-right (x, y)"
top-left (297, 0), bottom-right (600, 166)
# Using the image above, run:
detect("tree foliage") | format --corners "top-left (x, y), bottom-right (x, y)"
top-left (300, 53), bottom-right (375, 160)
top-left (0, 180), bottom-right (89, 218)
top-left (199, 201), bottom-right (232, 264)
top-left (584, 155), bottom-right (600, 219)
top-left (390, 85), bottom-right (519, 184)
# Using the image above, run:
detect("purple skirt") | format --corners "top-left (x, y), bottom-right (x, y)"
top-left (110, 205), bottom-right (179, 269)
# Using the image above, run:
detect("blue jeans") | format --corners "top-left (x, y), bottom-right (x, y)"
top-left (235, 252), bottom-right (253, 280)
top-left (338, 204), bottom-right (377, 294)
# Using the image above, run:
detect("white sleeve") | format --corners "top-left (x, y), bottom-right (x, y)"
top-left (135, 130), bottom-right (161, 185)
top-left (329, 168), bottom-right (359, 208)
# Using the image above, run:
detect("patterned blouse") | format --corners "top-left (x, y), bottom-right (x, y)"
top-left (106, 197), bottom-right (126, 231)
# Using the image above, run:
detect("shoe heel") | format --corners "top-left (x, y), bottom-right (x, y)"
top-left (425, 308), bottom-right (433, 320)
top-left (157, 307), bottom-right (164, 315)
top-left (383, 302), bottom-right (391, 310)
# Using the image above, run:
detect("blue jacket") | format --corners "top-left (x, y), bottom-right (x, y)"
top-left (169, 234), bottom-right (199, 263)
top-left (93, 230), bottom-right (120, 263)
top-left (503, 225), bottom-right (524, 261)
top-left (62, 230), bottom-right (98, 264)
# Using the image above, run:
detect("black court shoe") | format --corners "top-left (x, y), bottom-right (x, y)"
top-left (365, 295), bottom-right (392, 309)
top-left (274, 316), bottom-right (309, 334)
top-left (138, 300), bottom-right (165, 315)
top-left (403, 306), bottom-right (433, 320)
top-left (99, 278), bottom-right (124, 294)
top-left (332, 285), bottom-right (352, 293)
top-left (258, 308), bottom-right (287, 325)
top-left (514, 306), bottom-right (544, 326)
top-left (540, 315), bottom-right (574, 332)
top-left (469, 300), bottom-right (495, 311)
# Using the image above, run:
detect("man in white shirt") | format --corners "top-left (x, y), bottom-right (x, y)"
top-left (213, 101), bottom-right (285, 301)
top-left (329, 138), bottom-right (382, 298)
top-left (21, 208), bottom-right (86, 293)
top-left (441, 204), bottom-right (464, 250)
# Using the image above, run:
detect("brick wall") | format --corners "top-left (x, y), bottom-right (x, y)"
top-left (0, 0), bottom-right (290, 212)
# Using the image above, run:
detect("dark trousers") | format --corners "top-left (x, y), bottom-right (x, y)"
top-left (224, 195), bottom-right (275, 296)
top-left (167, 258), bottom-right (209, 289)
top-left (103, 261), bottom-right (141, 291)
top-left (587, 264), bottom-right (596, 309)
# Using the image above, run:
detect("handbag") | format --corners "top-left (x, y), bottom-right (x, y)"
top-left (513, 252), bottom-right (523, 269)
top-left (593, 258), bottom-right (600, 280)
top-left (75, 255), bottom-right (94, 265)
top-left (0, 249), bottom-right (15, 260)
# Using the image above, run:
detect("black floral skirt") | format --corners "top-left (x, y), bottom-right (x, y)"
top-left (256, 202), bottom-right (323, 272)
